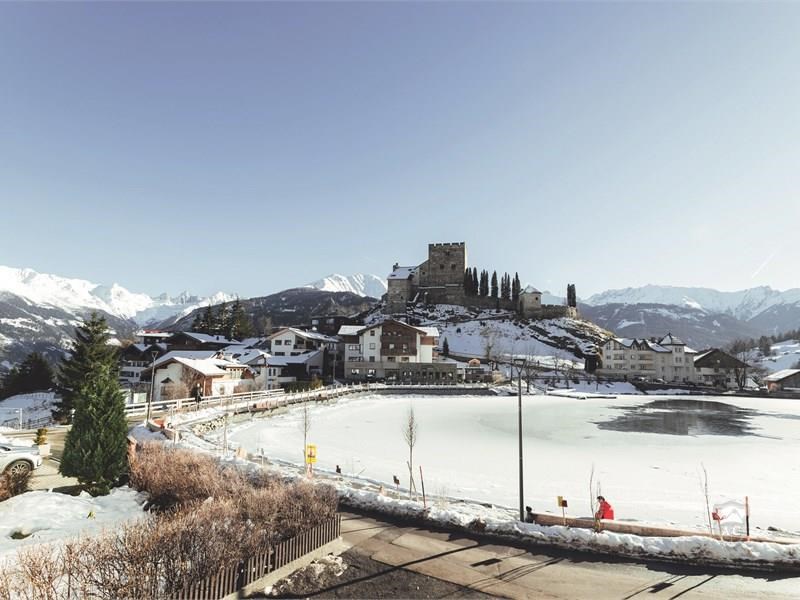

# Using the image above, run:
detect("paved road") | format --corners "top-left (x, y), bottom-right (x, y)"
top-left (338, 511), bottom-right (800, 600)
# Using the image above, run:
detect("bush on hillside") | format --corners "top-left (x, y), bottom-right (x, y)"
top-left (0, 470), bottom-right (31, 502)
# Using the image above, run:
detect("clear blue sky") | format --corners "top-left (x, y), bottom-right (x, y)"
top-left (2, 2), bottom-right (799, 298)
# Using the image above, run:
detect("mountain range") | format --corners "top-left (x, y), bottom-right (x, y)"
top-left (2, 263), bottom-right (799, 370)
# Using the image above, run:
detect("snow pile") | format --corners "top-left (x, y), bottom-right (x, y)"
top-left (264, 554), bottom-right (347, 597)
top-left (0, 487), bottom-right (147, 558)
top-left (337, 485), bottom-right (800, 569)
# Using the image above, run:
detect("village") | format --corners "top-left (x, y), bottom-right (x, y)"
top-left (116, 241), bottom-right (791, 406)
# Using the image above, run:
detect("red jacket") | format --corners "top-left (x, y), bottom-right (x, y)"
top-left (597, 500), bottom-right (615, 520)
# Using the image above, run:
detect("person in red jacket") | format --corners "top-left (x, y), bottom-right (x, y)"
top-left (595, 496), bottom-right (615, 520)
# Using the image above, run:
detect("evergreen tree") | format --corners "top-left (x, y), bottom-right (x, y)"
top-left (191, 310), bottom-right (204, 332)
top-left (472, 268), bottom-right (479, 294)
top-left (500, 273), bottom-right (511, 301)
top-left (442, 338), bottom-right (450, 357)
top-left (55, 314), bottom-right (120, 422)
top-left (463, 268), bottom-right (473, 295)
top-left (58, 313), bottom-right (128, 494)
top-left (512, 273), bottom-right (521, 302)
top-left (229, 298), bottom-right (252, 340)
top-left (212, 302), bottom-right (229, 337)
top-left (1, 352), bottom-right (55, 399)
top-left (480, 270), bottom-right (489, 297)
top-left (490, 271), bottom-right (498, 298)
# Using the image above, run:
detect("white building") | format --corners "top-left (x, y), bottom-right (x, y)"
top-left (598, 334), bottom-right (697, 383)
top-left (339, 320), bottom-right (460, 382)
top-left (268, 327), bottom-right (338, 356)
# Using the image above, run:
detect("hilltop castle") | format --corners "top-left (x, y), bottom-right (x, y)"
top-left (385, 242), bottom-right (577, 319)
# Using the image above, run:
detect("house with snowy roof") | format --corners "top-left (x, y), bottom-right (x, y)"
top-left (764, 369), bottom-right (800, 392)
top-left (339, 319), bottom-right (459, 383)
top-left (166, 331), bottom-right (241, 351)
top-left (597, 334), bottom-right (697, 383)
top-left (693, 348), bottom-right (750, 389)
top-left (143, 350), bottom-right (256, 401)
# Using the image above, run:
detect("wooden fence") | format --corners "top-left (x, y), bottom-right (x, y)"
top-left (172, 514), bottom-right (341, 600)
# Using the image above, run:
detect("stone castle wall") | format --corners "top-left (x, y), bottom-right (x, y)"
top-left (417, 242), bottom-right (466, 288)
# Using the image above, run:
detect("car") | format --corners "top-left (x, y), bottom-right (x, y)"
top-left (0, 444), bottom-right (43, 476)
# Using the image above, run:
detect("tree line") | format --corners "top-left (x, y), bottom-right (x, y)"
top-left (463, 268), bottom-right (522, 302)
top-left (728, 328), bottom-right (800, 358)
top-left (190, 298), bottom-right (253, 339)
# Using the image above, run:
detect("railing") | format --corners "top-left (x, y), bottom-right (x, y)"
top-left (172, 515), bottom-right (341, 600)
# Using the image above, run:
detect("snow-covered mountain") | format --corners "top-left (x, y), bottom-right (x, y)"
top-left (306, 274), bottom-right (386, 299)
top-left (0, 266), bottom-right (232, 325)
top-left (584, 284), bottom-right (800, 322)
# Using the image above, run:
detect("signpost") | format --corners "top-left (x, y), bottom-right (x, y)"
top-left (305, 444), bottom-right (317, 477)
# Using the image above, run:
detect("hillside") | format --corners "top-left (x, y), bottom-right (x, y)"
top-left (578, 303), bottom-right (764, 350)
top-left (164, 288), bottom-right (378, 333)
top-left (364, 303), bottom-right (610, 365)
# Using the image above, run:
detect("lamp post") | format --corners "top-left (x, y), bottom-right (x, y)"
top-left (146, 350), bottom-right (158, 424)
top-left (513, 356), bottom-right (527, 521)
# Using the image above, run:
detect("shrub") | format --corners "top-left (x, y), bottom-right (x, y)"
top-left (0, 470), bottom-right (31, 502)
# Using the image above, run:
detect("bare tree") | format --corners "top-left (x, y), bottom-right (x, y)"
top-left (300, 403), bottom-right (311, 470)
top-left (699, 463), bottom-right (713, 534)
top-left (402, 405), bottom-right (418, 497)
top-left (589, 463), bottom-right (602, 527)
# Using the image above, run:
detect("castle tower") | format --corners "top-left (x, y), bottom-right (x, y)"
top-left (417, 242), bottom-right (467, 288)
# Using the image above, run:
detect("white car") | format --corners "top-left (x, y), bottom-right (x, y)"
top-left (0, 444), bottom-right (42, 476)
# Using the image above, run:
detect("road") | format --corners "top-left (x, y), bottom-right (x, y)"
top-left (336, 511), bottom-right (800, 599)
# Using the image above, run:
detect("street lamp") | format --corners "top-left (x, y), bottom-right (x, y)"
top-left (513, 356), bottom-right (527, 521)
top-left (146, 350), bottom-right (158, 424)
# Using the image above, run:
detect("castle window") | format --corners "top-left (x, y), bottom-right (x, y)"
top-left (451, 264), bottom-right (456, 270)
top-left (440, 264), bottom-right (444, 270)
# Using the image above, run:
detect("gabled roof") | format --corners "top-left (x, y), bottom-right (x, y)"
top-left (764, 369), bottom-right (800, 383)
top-left (659, 333), bottom-right (684, 346)
top-left (173, 332), bottom-right (240, 345)
top-left (268, 327), bottom-right (338, 343)
top-left (153, 350), bottom-right (219, 369)
top-left (267, 350), bottom-right (323, 367)
top-left (359, 319), bottom-right (439, 338)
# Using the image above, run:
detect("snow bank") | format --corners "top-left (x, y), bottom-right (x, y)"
top-left (0, 392), bottom-right (57, 427)
top-left (0, 487), bottom-right (148, 558)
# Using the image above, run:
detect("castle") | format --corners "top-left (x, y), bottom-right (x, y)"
top-left (385, 242), bottom-right (577, 319)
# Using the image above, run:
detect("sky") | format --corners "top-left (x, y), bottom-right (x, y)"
top-left (1, 2), bottom-right (799, 299)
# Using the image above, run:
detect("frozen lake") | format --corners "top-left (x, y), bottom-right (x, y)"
top-left (228, 393), bottom-right (800, 534)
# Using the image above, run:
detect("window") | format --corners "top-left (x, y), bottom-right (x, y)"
top-left (370, 330), bottom-right (376, 336)
top-left (351, 368), bottom-right (360, 375)
top-left (401, 357), bottom-right (410, 362)
top-left (387, 356), bottom-right (396, 362)
top-left (367, 369), bottom-right (376, 376)
top-left (369, 342), bottom-right (376, 350)
top-left (369, 356), bottom-right (375, 362)
top-left (389, 343), bottom-right (395, 350)
top-left (348, 344), bottom-right (360, 351)
top-left (273, 340), bottom-right (281, 346)
top-left (402, 344), bottom-right (409, 352)
top-left (275, 352), bottom-right (285, 356)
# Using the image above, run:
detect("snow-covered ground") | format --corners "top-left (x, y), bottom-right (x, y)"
top-left (755, 340), bottom-right (800, 374)
top-left (0, 392), bottom-right (57, 430)
top-left (226, 393), bottom-right (800, 536)
top-left (0, 487), bottom-right (147, 559)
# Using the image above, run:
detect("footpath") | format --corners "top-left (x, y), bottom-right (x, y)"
top-left (318, 510), bottom-right (800, 600)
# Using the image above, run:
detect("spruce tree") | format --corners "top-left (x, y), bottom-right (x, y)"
top-left (490, 271), bottom-right (498, 298)
top-left (230, 299), bottom-right (252, 340)
top-left (480, 270), bottom-right (489, 297)
top-left (442, 338), bottom-right (450, 357)
top-left (59, 313), bottom-right (128, 495)
top-left (463, 269), bottom-right (473, 295)
top-left (512, 273), bottom-right (521, 302)
top-left (212, 302), bottom-right (229, 337)
top-left (1, 352), bottom-right (54, 399)
top-left (472, 268), bottom-right (479, 294)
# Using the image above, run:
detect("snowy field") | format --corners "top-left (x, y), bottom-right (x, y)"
top-left (228, 393), bottom-right (800, 536)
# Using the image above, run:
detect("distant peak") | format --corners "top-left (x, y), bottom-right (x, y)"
top-left (306, 273), bottom-right (387, 298)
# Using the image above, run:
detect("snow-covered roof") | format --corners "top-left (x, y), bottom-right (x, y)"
top-left (521, 285), bottom-right (541, 295)
top-left (225, 348), bottom-right (270, 365)
top-left (170, 357), bottom-right (228, 377)
top-left (387, 266), bottom-right (417, 280)
top-left (177, 332), bottom-right (240, 345)
top-left (764, 369), bottom-right (800, 382)
top-left (153, 350), bottom-right (218, 369)
top-left (418, 326), bottom-right (440, 338)
top-left (267, 350), bottom-right (322, 367)
top-left (337, 325), bottom-right (365, 336)
top-left (268, 327), bottom-right (338, 343)
top-left (659, 333), bottom-right (684, 346)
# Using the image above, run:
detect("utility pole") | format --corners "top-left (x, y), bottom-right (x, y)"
top-left (513, 357), bottom-right (526, 521)
top-left (146, 350), bottom-right (158, 424)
